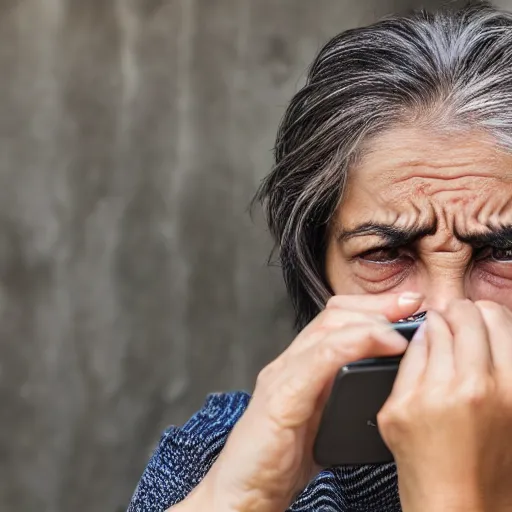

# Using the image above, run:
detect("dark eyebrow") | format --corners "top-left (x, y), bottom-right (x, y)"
top-left (337, 221), bottom-right (437, 246)
top-left (456, 225), bottom-right (512, 248)
top-left (337, 222), bottom-right (512, 248)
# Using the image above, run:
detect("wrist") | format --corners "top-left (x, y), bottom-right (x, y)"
top-left (400, 486), bottom-right (486, 512)
top-left (168, 486), bottom-right (210, 511)
top-left (173, 472), bottom-right (289, 512)
top-left (404, 496), bottom-right (486, 512)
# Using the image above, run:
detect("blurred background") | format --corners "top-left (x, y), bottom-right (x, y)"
top-left (0, 0), bottom-right (510, 510)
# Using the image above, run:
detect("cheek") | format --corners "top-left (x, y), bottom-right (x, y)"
top-left (469, 263), bottom-right (512, 309)
top-left (325, 242), bottom-right (412, 295)
top-left (325, 241), bottom-right (363, 294)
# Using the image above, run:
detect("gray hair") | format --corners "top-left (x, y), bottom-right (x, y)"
top-left (255, 1), bottom-right (512, 330)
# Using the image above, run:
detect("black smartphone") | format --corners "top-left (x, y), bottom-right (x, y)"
top-left (313, 312), bottom-right (426, 467)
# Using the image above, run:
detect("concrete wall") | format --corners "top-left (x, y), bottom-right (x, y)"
top-left (0, 1), bottom-right (504, 510)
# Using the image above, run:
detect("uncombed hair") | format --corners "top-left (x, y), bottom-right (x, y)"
top-left (255, 1), bottom-right (512, 330)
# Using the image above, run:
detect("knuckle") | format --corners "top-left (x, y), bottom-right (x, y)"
top-left (325, 296), bottom-right (342, 310)
top-left (377, 402), bottom-right (408, 437)
top-left (279, 374), bottom-right (304, 401)
top-left (308, 341), bottom-right (337, 369)
top-left (378, 393), bottom-right (429, 450)
top-left (352, 325), bottom-right (389, 355)
top-left (357, 329), bottom-right (377, 351)
top-left (317, 309), bottom-right (338, 330)
top-left (457, 377), bottom-right (493, 406)
top-left (255, 361), bottom-right (280, 388)
top-left (317, 308), bottom-right (351, 331)
top-left (376, 407), bottom-right (394, 429)
top-left (302, 328), bottom-right (327, 347)
top-left (314, 322), bottom-right (390, 362)
top-left (315, 342), bottom-right (337, 363)
top-left (337, 334), bottom-right (369, 361)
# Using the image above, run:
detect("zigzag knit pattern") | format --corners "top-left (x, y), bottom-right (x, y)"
top-left (128, 392), bottom-right (402, 511)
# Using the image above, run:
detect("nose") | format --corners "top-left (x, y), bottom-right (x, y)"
top-left (420, 277), bottom-right (468, 313)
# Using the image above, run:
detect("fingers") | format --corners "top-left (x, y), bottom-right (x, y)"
top-left (443, 300), bottom-right (492, 377)
top-left (389, 321), bottom-right (428, 399)
top-left (263, 291), bottom-right (422, 430)
top-left (476, 301), bottom-right (512, 377)
top-left (423, 310), bottom-right (454, 383)
top-left (291, 291), bottom-right (423, 354)
top-left (389, 300), bottom-right (504, 400)
top-left (290, 308), bottom-right (389, 353)
top-left (260, 323), bottom-right (408, 429)
top-left (325, 292), bottom-right (424, 323)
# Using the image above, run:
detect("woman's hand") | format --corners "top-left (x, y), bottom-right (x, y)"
top-left (378, 300), bottom-right (512, 512)
top-left (174, 292), bottom-right (423, 512)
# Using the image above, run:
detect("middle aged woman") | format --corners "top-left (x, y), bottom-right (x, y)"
top-left (129, 2), bottom-right (512, 511)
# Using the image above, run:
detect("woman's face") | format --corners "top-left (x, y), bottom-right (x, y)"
top-left (325, 126), bottom-right (512, 312)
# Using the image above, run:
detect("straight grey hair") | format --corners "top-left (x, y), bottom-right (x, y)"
top-left (255, 1), bottom-right (512, 331)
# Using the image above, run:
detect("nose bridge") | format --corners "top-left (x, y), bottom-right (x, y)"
top-left (417, 226), bottom-right (472, 312)
top-left (422, 274), bottom-right (467, 312)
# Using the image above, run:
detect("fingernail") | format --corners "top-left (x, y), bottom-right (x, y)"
top-left (411, 321), bottom-right (427, 344)
top-left (398, 292), bottom-right (424, 307)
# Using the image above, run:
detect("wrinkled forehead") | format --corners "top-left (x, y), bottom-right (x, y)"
top-left (352, 126), bottom-right (511, 185)
top-left (338, 127), bottom-right (512, 231)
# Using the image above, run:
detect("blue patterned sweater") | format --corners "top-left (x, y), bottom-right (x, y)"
top-left (128, 392), bottom-right (402, 511)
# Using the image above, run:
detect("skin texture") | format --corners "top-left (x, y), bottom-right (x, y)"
top-left (172, 128), bottom-right (512, 512)
top-left (326, 127), bottom-right (512, 309)
top-left (379, 301), bottom-right (512, 512)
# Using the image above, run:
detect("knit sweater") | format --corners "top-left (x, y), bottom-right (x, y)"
top-left (128, 392), bottom-right (402, 511)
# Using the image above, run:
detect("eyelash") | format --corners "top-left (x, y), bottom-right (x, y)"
top-left (357, 246), bottom-right (512, 264)
top-left (357, 246), bottom-right (410, 264)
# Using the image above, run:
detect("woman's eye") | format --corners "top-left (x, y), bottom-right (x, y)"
top-left (491, 248), bottom-right (512, 261)
top-left (475, 247), bottom-right (512, 262)
top-left (359, 248), bottom-right (402, 263)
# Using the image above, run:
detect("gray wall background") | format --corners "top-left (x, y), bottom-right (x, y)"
top-left (0, 1), bottom-right (509, 511)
